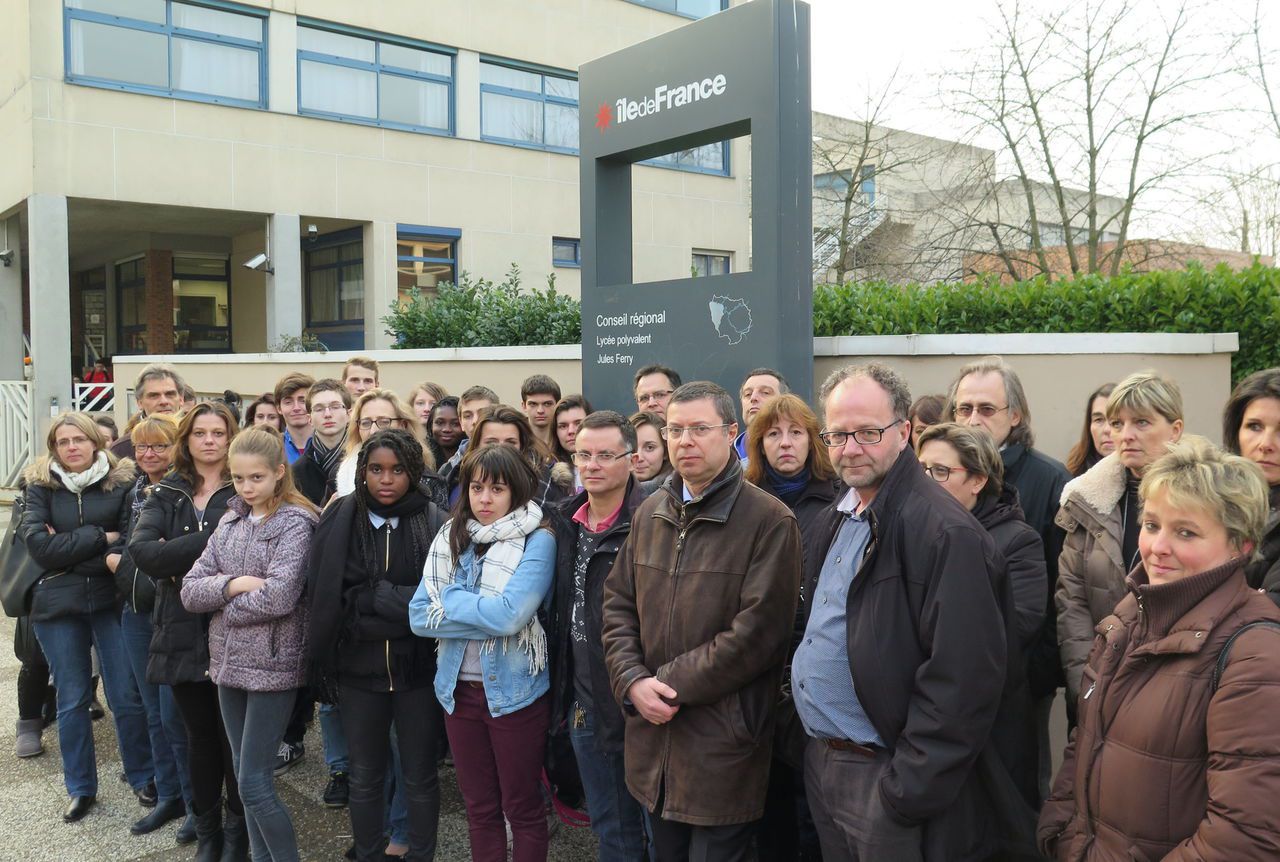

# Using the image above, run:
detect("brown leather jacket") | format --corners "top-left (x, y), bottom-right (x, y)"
top-left (1056, 454), bottom-right (1128, 703)
top-left (602, 458), bottom-right (802, 826)
top-left (1038, 559), bottom-right (1280, 861)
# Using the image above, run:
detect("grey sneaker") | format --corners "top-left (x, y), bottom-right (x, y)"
top-left (15, 719), bottom-right (43, 758)
top-left (273, 740), bottom-right (304, 776)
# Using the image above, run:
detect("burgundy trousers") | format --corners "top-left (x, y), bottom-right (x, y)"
top-left (444, 684), bottom-right (550, 862)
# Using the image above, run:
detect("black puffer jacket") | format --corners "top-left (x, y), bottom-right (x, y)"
top-left (115, 475), bottom-right (158, 614)
top-left (20, 454), bottom-right (134, 622)
top-left (1246, 487), bottom-right (1280, 605)
top-left (972, 485), bottom-right (1048, 649)
top-left (128, 474), bottom-right (236, 686)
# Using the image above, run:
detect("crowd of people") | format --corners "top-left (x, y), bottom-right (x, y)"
top-left (7, 351), bottom-right (1280, 862)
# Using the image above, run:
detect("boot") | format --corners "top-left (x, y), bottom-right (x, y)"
top-left (176, 811), bottom-right (198, 845)
top-left (194, 805), bottom-right (223, 862)
top-left (219, 807), bottom-right (249, 862)
top-left (15, 719), bottom-right (43, 758)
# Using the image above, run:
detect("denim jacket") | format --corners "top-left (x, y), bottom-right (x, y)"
top-left (409, 528), bottom-right (555, 716)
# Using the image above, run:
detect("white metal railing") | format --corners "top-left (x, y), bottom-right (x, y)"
top-left (74, 382), bottom-right (115, 413)
top-left (0, 382), bottom-right (34, 488)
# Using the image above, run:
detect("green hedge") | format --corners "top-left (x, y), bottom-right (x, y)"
top-left (814, 263), bottom-right (1280, 382)
top-left (384, 266), bottom-right (580, 349)
top-left (384, 262), bottom-right (1280, 383)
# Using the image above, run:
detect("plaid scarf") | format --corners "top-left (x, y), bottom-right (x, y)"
top-left (420, 502), bottom-right (547, 674)
top-left (308, 429), bottom-right (346, 480)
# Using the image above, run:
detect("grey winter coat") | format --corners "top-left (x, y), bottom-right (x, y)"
top-left (180, 498), bottom-right (317, 691)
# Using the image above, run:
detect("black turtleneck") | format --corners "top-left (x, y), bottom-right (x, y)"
top-left (1122, 472), bottom-right (1142, 571)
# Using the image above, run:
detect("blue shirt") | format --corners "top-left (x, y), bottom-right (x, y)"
top-left (791, 488), bottom-right (884, 745)
top-left (283, 430), bottom-right (307, 465)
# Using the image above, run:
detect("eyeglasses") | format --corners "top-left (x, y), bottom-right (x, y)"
top-left (571, 450), bottom-right (632, 466)
top-left (55, 436), bottom-right (93, 449)
top-left (358, 418), bottom-right (403, 431)
top-left (818, 419), bottom-right (903, 448)
top-left (923, 464), bottom-right (967, 482)
top-left (135, 443), bottom-right (173, 454)
top-left (311, 404), bottom-right (347, 415)
top-left (638, 390), bottom-right (674, 404)
top-left (954, 403), bottom-right (1010, 419)
top-left (660, 423), bottom-right (733, 440)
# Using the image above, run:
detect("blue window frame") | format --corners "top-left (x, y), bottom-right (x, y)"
top-left (552, 237), bottom-right (581, 268)
top-left (480, 59), bottom-right (579, 153)
top-left (63, 0), bottom-right (267, 108)
top-left (692, 251), bottom-right (731, 277)
top-left (643, 142), bottom-right (730, 176)
top-left (297, 21), bottom-right (454, 135)
top-left (397, 225), bottom-right (460, 301)
top-left (622, 0), bottom-right (728, 19)
top-left (304, 228), bottom-right (365, 350)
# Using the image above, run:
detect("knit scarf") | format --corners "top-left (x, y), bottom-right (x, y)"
top-left (765, 463), bottom-right (810, 507)
top-left (420, 502), bottom-right (546, 674)
top-left (308, 430), bottom-right (346, 479)
top-left (51, 450), bottom-right (110, 495)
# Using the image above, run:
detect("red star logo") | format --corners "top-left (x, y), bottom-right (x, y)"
top-left (594, 103), bottom-right (612, 132)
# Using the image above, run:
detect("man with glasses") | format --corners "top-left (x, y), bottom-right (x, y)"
top-left (946, 355), bottom-right (1070, 801)
top-left (111, 364), bottom-right (185, 461)
top-left (633, 364), bottom-right (682, 419)
top-left (604, 381), bottom-right (801, 861)
top-left (549, 411), bottom-right (650, 860)
top-left (784, 362), bottom-right (1023, 861)
top-left (292, 379), bottom-right (351, 508)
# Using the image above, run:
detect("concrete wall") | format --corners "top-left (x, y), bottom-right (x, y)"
top-left (0, 0), bottom-right (33, 215)
top-left (112, 333), bottom-right (1239, 466)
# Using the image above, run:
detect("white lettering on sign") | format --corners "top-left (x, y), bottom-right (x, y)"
top-left (615, 74), bottom-right (728, 125)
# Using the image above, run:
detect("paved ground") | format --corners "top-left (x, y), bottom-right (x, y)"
top-left (0, 505), bottom-right (598, 861)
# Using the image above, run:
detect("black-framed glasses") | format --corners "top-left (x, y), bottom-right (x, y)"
top-left (571, 450), bottom-right (632, 466)
top-left (135, 443), bottom-right (173, 455)
top-left (358, 418), bottom-right (403, 431)
top-left (638, 389), bottom-right (674, 404)
top-left (818, 419), bottom-right (903, 448)
top-left (954, 403), bottom-right (1009, 419)
top-left (923, 464), bottom-right (967, 482)
top-left (660, 423), bottom-right (734, 440)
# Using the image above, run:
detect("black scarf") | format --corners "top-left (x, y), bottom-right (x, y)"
top-left (308, 429), bottom-right (347, 479)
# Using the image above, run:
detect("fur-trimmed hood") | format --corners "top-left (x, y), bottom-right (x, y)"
top-left (22, 453), bottom-right (136, 493)
top-left (1058, 452), bottom-right (1127, 519)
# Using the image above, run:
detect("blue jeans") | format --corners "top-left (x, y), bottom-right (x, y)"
top-left (569, 706), bottom-right (649, 862)
top-left (120, 605), bottom-right (186, 803)
top-left (219, 686), bottom-right (299, 862)
top-left (320, 702), bottom-right (349, 773)
top-left (33, 609), bottom-right (154, 797)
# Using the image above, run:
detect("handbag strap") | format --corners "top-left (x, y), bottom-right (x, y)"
top-left (1212, 620), bottom-right (1280, 692)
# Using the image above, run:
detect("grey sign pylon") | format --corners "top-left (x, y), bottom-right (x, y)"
top-left (578, 0), bottom-right (814, 411)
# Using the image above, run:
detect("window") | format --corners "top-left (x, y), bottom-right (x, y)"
top-left (116, 257), bottom-right (147, 355)
top-left (815, 165), bottom-right (875, 202)
top-left (692, 251), bottom-right (731, 277)
top-left (298, 22), bottom-right (453, 134)
top-left (552, 238), bottom-right (581, 268)
top-left (623, 0), bottom-right (728, 19)
top-left (305, 229), bottom-right (365, 350)
top-left (172, 255), bottom-right (231, 352)
top-left (644, 143), bottom-right (729, 175)
top-left (64, 0), bottom-right (266, 107)
top-left (480, 60), bottom-right (579, 152)
top-left (397, 225), bottom-right (459, 302)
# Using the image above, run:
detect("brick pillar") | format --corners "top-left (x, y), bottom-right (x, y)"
top-left (145, 250), bottom-right (174, 354)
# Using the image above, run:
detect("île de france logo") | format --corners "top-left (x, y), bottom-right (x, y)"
top-left (595, 103), bottom-right (612, 132)
top-left (596, 74), bottom-right (728, 133)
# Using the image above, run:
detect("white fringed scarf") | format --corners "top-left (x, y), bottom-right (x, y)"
top-left (420, 502), bottom-right (547, 674)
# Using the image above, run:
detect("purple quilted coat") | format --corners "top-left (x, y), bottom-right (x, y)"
top-left (180, 498), bottom-right (317, 691)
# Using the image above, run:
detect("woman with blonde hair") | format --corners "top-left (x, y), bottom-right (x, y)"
top-left (19, 412), bottom-right (153, 822)
top-left (1040, 437), bottom-right (1280, 860)
top-left (335, 389), bottom-right (440, 501)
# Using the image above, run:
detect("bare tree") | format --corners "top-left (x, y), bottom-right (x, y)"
top-left (939, 0), bottom-right (1235, 279)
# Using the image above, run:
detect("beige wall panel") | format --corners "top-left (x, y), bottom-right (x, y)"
top-left (173, 102), bottom-right (383, 160)
top-left (48, 86), bottom-right (175, 135)
top-left (0, 0), bottom-right (30, 102)
top-left (633, 166), bottom-right (685, 196)
top-left (711, 201), bottom-right (750, 254)
top-left (811, 353), bottom-right (1233, 465)
top-left (510, 177), bottom-right (578, 236)
top-left (381, 132), bottom-right (474, 171)
top-left (464, 231), bottom-right (555, 285)
top-left (32, 119), bottom-right (115, 199)
top-left (114, 129), bottom-right (234, 208)
top-left (26, 0), bottom-right (62, 81)
top-left (548, 154), bottom-right (579, 184)
top-left (631, 191), bottom-right (654, 244)
top-left (0, 90), bottom-right (33, 212)
top-left (650, 193), bottom-right (715, 248)
top-left (427, 168), bottom-right (512, 233)
top-left (232, 142), bottom-right (337, 216)
top-left (335, 156), bottom-right (433, 222)
top-left (230, 231), bottom-right (268, 354)
top-left (469, 144), bottom-right (553, 181)
top-left (632, 244), bottom-right (690, 284)
top-left (550, 266), bottom-right (581, 299)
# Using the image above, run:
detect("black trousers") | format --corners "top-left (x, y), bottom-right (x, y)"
top-left (650, 786), bottom-right (757, 862)
top-left (282, 685), bottom-right (314, 747)
top-left (171, 679), bottom-right (242, 816)
top-left (338, 682), bottom-right (442, 862)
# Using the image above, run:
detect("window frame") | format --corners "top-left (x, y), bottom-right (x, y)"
top-left (552, 237), bottom-right (582, 268)
top-left (479, 57), bottom-right (580, 155)
top-left (296, 19), bottom-right (456, 137)
top-left (641, 142), bottom-right (732, 177)
top-left (115, 256), bottom-right (148, 356)
top-left (171, 253), bottom-right (233, 354)
top-left (63, 0), bottom-right (268, 109)
top-left (621, 0), bottom-right (729, 20)
top-left (304, 227), bottom-right (366, 330)
top-left (396, 224), bottom-right (461, 298)
top-left (692, 250), bottom-right (732, 277)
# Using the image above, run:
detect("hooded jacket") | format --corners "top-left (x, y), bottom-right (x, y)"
top-left (20, 454), bottom-right (135, 622)
top-left (972, 485), bottom-right (1048, 649)
top-left (1038, 560), bottom-right (1280, 861)
top-left (180, 499), bottom-right (317, 691)
top-left (602, 458), bottom-right (802, 827)
top-left (128, 473), bottom-right (237, 686)
top-left (1055, 453), bottom-right (1129, 703)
